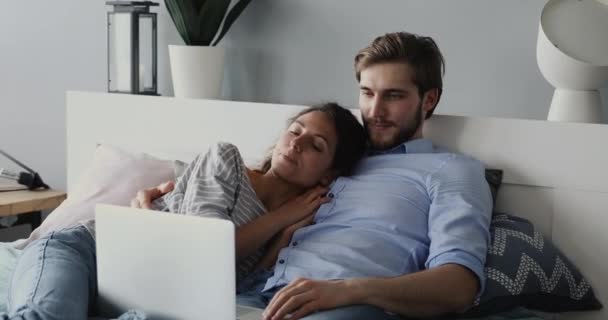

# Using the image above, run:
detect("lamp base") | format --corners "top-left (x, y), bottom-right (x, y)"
top-left (547, 89), bottom-right (603, 123)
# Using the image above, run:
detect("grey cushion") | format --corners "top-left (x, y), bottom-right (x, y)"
top-left (466, 214), bottom-right (602, 316)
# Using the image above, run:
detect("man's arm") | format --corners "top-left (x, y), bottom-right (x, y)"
top-left (263, 264), bottom-right (478, 320)
top-left (363, 155), bottom-right (491, 316)
top-left (349, 264), bottom-right (479, 316)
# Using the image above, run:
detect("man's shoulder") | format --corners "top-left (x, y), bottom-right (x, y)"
top-left (433, 151), bottom-right (484, 173)
top-left (424, 151), bottom-right (487, 190)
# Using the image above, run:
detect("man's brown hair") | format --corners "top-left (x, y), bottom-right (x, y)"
top-left (355, 32), bottom-right (445, 119)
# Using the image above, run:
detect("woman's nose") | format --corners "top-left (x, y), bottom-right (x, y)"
top-left (290, 136), bottom-right (303, 152)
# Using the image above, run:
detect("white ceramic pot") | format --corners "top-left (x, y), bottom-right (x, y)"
top-left (169, 45), bottom-right (226, 99)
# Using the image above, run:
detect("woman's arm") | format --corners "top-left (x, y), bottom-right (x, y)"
top-left (235, 211), bottom-right (291, 261)
top-left (254, 214), bottom-right (314, 269)
top-left (235, 194), bottom-right (322, 261)
top-left (253, 230), bottom-right (292, 270)
top-left (131, 181), bottom-right (175, 210)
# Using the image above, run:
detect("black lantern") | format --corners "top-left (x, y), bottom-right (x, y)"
top-left (106, 1), bottom-right (159, 95)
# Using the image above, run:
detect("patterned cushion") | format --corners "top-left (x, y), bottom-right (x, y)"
top-left (467, 214), bottom-right (602, 316)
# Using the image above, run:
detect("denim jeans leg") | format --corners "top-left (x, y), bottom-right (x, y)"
top-left (299, 305), bottom-right (401, 320)
top-left (236, 291), bottom-right (268, 309)
top-left (236, 269), bottom-right (277, 309)
top-left (4, 225), bottom-right (97, 320)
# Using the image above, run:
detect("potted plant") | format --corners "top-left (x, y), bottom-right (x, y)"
top-left (165, 0), bottom-right (252, 99)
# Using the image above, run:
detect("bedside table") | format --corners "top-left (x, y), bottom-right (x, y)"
top-left (0, 189), bottom-right (67, 230)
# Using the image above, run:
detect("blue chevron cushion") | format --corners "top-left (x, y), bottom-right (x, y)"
top-left (466, 214), bottom-right (602, 316)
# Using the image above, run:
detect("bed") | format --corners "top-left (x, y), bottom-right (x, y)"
top-left (3, 91), bottom-right (608, 319)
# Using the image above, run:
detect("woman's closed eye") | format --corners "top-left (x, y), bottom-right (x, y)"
top-left (312, 139), bottom-right (327, 152)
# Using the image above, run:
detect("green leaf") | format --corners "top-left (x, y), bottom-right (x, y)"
top-left (165, 0), bottom-right (190, 44)
top-left (196, 0), bottom-right (230, 46)
top-left (192, 0), bottom-right (207, 13)
top-left (177, 0), bottom-right (200, 45)
top-left (212, 0), bottom-right (252, 46)
top-left (165, 0), bottom-right (251, 46)
top-left (165, 0), bottom-right (200, 45)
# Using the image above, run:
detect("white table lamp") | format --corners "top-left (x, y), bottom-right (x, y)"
top-left (537, 0), bottom-right (608, 123)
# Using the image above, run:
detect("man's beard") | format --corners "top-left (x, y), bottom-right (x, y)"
top-left (364, 101), bottom-right (423, 151)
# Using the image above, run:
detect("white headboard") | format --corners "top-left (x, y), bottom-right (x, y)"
top-left (67, 91), bottom-right (608, 319)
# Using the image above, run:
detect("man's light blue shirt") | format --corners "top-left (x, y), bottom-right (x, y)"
top-left (263, 138), bottom-right (493, 293)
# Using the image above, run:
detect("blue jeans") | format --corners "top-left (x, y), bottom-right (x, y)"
top-left (2, 226), bottom-right (397, 320)
top-left (0, 226), bottom-right (145, 320)
top-left (236, 270), bottom-right (400, 320)
top-left (1, 226), bottom-right (97, 320)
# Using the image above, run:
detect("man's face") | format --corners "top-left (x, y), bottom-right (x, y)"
top-left (359, 62), bottom-right (433, 151)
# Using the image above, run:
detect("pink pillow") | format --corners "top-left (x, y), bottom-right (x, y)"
top-left (16, 144), bottom-right (177, 249)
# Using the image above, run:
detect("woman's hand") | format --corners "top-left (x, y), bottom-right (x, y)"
top-left (281, 213), bottom-right (315, 239)
top-left (270, 186), bottom-right (330, 227)
top-left (235, 186), bottom-right (329, 261)
top-left (130, 181), bottom-right (175, 209)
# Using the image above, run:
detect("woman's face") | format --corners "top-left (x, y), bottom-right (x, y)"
top-left (271, 111), bottom-right (338, 188)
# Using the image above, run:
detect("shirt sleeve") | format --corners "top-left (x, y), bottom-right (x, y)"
top-left (151, 191), bottom-right (170, 212)
top-left (154, 142), bottom-right (243, 220)
top-left (424, 154), bottom-right (493, 295)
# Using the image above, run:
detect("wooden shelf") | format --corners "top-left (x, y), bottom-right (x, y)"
top-left (0, 189), bottom-right (67, 217)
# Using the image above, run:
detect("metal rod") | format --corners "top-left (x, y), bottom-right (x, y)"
top-left (131, 12), bottom-right (140, 93)
top-left (0, 149), bottom-right (36, 174)
top-left (107, 12), bottom-right (112, 92)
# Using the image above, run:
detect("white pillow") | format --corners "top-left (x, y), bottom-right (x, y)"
top-left (16, 144), bottom-right (177, 249)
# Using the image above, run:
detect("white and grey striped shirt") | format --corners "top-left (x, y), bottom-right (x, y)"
top-left (150, 142), bottom-right (268, 281)
top-left (82, 142), bottom-right (268, 282)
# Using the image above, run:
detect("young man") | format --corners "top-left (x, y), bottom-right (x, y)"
top-left (137, 32), bottom-right (493, 320)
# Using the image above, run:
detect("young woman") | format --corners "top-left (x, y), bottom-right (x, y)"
top-left (1, 102), bottom-right (367, 320)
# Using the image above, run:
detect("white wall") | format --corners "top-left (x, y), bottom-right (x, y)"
top-left (221, 0), bottom-right (608, 121)
top-left (1, 0), bottom-right (607, 194)
top-left (0, 1), bottom-right (176, 192)
top-left (1, 2), bottom-right (105, 191)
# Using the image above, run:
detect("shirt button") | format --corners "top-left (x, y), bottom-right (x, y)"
top-left (292, 241), bottom-right (298, 246)
top-left (279, 259), bottom-right (285, 264)
top-left (328, 193), bottom-right (334, 198)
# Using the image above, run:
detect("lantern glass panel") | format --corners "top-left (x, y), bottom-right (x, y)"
top-left (138, 14), bottom-right (154, 93)
top-left (108, 12), bottom-right (133, 92)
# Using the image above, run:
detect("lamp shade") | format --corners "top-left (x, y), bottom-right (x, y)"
top-left (537, 0), bottom-right (608, 123)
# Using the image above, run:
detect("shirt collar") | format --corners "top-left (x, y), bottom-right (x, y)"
top-left (368, 138), bottom-right (434, 156)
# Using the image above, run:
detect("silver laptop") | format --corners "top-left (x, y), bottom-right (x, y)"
top-left (95, 204), bottom-right (264, 320)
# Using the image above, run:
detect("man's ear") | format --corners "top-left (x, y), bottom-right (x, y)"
top-left (422, 88), bottom-right (439, 114)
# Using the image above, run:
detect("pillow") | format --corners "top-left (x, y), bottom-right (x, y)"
top-left (173, 159), bottom-right (188, 178)
top-left (466, 214), bottom-right (602, 316)
top-left (15, 144), bottom-right (178, 249)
